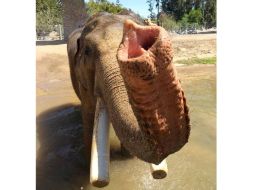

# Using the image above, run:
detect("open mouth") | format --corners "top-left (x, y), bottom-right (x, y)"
top-left (118, 19), bottom-right (160, 59)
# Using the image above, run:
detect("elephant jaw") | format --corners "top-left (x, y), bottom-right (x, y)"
top-left (116, 19), bottom-right (190, 164)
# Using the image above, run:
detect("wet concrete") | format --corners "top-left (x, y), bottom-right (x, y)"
top-left (36, 61), bottom-right (216, 189)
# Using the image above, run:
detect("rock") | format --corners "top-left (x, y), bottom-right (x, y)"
top-left (49, 31), bottom-right (60, 40)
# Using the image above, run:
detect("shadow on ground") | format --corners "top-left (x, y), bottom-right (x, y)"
top-left (36, 104), bottom-right (131, 190)
top-left (36, 40), bottom-right (66, 46)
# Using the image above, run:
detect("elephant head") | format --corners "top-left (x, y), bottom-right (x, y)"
top-left (67, 13), bottom-right (190, 165)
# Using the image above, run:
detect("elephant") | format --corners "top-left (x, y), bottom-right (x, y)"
top-left (67, 12), bottom-right (190, 167)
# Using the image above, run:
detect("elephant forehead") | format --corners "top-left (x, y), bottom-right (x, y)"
top-left (84, 24), bottom-right (124, 53)
top-left (80, 13), bottom-right (144, 53)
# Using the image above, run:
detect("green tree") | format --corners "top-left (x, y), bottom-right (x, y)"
top-left (86, 0), bottom-right (123, 16)
top-left (203, 0), bottom-right (216, 28)
top-left (178, 8), bottom-right (202, 31)
top-left (155, 0), bottom-right (161, 25)
top-left (179, 13), bottom-right (189, 29)
top-left (161, 0), bottom-right (207, 21)
top-left (36, 0), bottom-right (63, 33)
top-left (188, 8), bottom-right (202, 24)
top-left (147, 0), bottom-right (156, 20)
top-left (146, 0), bottom-right (164, 25)
top-left (161, 0), bottom-right (187, 21)
top-left (194, 0), bottom-right (202, 9)
top-left (185, 0), bottom-right (194, 13)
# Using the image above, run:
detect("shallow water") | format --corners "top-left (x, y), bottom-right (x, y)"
top-left (36, 64), bottom-right (216, 190)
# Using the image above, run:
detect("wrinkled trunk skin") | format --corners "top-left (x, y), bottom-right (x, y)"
top-left (97, 53), bottom-right (161, 163)
top-left (116, 20), bottom-right (190, 163)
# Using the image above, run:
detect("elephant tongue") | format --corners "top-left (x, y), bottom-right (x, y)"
top-left (123, 25), bottom-right (144, 58)
top-left (117, 19), bottom-right (190, 161)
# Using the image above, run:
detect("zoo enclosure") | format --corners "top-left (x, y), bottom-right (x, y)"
top-left (36, 24), bottom-right (64, 41)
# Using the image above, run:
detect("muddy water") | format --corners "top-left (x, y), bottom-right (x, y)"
top-left (37, 57), bottom-right (216, 190)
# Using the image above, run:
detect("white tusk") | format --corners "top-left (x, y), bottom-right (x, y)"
top-left (150, 159), bottom-right (168, 179)
top-left (90, 98), bottom-right (110, 187)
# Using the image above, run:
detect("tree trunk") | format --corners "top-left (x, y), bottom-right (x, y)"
top-left (61, 0), bottom-right (87, 40)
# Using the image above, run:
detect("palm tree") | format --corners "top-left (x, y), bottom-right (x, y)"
top-left (61, 0), bottom-right (87, 40)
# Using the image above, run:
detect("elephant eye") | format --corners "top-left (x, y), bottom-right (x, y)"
top-left (84, 45), bottom-right (91, 56)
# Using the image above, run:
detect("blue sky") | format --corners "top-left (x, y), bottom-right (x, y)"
top-left (108, 0), bottom-right (151, 18)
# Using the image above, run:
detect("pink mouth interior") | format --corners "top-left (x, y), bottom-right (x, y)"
top-left (124, 25), bottom-right (160, 59)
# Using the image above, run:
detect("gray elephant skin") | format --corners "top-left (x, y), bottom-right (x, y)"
top-left (67, 12), bottom-right (190, 167)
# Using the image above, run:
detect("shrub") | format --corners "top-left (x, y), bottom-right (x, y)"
top-left (188, 9), bottom-right (202, 25)
top-left (178, 9), bottom-right (202, 31)
top-left (159, 13), bottom-right (180, 32)
top-left (179, 13), bottom-right (189, 30)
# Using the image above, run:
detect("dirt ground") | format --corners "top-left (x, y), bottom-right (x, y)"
top-left (171, 33), bottom-right (216, 61)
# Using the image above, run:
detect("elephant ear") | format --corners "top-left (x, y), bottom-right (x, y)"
top-left (67, 28), bottom-right (83, 100)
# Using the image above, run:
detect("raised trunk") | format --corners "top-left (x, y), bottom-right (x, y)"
top-left (114, 20), bottom-right (190, 164)
top-left (97, 54), bottom-right (162, 163)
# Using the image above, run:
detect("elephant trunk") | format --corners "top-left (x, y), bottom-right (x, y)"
top-left (96, 52), bottom-right (161, 164)
top-left (97, 20), bottom-right (190, 164)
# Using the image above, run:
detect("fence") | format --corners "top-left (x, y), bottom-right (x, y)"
top-left (36, 24), bottom-right (64, 41)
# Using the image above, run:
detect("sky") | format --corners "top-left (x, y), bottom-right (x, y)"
top-left (108, 0), bottom-right (151, 18)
